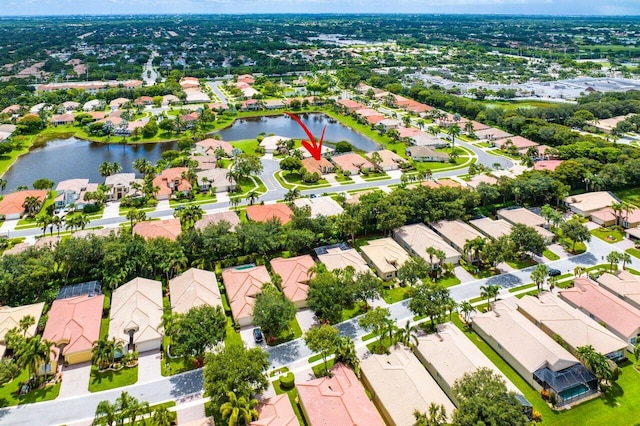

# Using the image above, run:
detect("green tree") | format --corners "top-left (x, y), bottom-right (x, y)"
top-left (220, 391), bottom-right (259, 426)
top-left (480, 284), bottom-right (500, 310)
top-left (407, 283), bottom-right (453, 330)
top-left (576, 345), bottom-right (617, 386)
top-left (151, 406), bottom-right (176, 426)
top-left (452, 367), bottom-right (528, 426)
top-left (174, 205), bottom-right (204, 231)
top-left (353, 271), bottom-right (383, 309)
top-left (252, 286), bottom-right (297, 341)
top-left (358, 307), bottom-right (391, 353)
top-left (0, 178), bottom-right (7, 195)
top-left (203, 344), bottom-right (269, 417)
top-left (510, 223), bottom-right (547, 257)
top-left (334, 336), bottom-right (360, 377)
top-left (447, 123), bottom-right (461, 154)
top-left (560, 219), bottom-right (591, 252)
top-left (530, 264), bottom-right (549, 294)
top-left (169, 305), bottom-right (227, 363)
top-left (279, 156), bottom-right (302, 175)
top-left (32, 178), bottom-right (54, 190)
top-left (395, 320), bottom-right (419, 348)
top-left (304, 324), bottom-right (339, 377)
top-left (413, 403), bottom-right (448, 426)
top-left (92, 337), bottom-right (117, 370)
top-left (459, 301), bottom-right (475, 325)
top-left (307, 268), bottom-right (355, 324)
top-left (606, 251), bottom-right (622, 272)
top-left (16, 335), bottom-right (55, 382)
top-left (126, 208), bottom-right (147, 232)
top-left (92, 400), bottom-right (119, 426)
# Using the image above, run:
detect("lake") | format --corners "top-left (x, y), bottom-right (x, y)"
top-left (1, 113), bottom-right (379, 190)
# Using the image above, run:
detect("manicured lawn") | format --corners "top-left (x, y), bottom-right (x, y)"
top-left (590, 227), bottom-right (626, 243)
top-left (435, 274), bottom-right (462, 287)
top-left (88, 365), bottom-right (138, 392)
top-left (224, 317), bottom-right (242, 347)
top-left (311, 358), bottom-right (336, 378)
top-left (169, 192), bottom-right (217, 207)
top-left (506, 257), bottom-right (537, 270)
top-left (559, 237), bottom-right (587, 254)
top-left (275, 170), bottom-right (330, 190)
top-left (0, 369), bottom-right (61, 408)
top-left (230, 139), bottom-right (260, 155)
top-left (366, 335), bottom-right (394, 355)
top-left (99, 318), bottom-right (110, 339)
top-left (161, 335), bottom-right (198, 377)
top-left (508, 283), bottom-right (537, 293)
top-left (626, 248), bottom-right (640, 259)
top-left (268, 318), bottom-right (303, 346)
top-left (452, 316), bottom-right (640, 425)
top-left (341, 302), bottom-right (366, 322)
top-left (382, 286), bottom-right (410, 304)
top-left (543, 249), bottom-right (560, 261)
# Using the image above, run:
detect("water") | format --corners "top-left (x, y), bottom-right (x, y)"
top-left (1, 138), bottom-right (177, 191)
top-left (215, 113), bottom-right (380, 152)
top-left (1, 113), bottom-right (379, 190)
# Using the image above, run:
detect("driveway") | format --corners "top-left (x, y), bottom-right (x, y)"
top-left (58, 362), bottom-right (92, 398)
top-left (102, 202), bottom-right (120, 219)
top-left (295, 309), bottom-right (317, 332)
top-left (137, 350), bottom-right (162, 384)
top-left (240, 325), bottom-right (266, 349)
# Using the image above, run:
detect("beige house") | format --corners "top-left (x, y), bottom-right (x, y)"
top-left (109, 277), bottom-right (163, 353)
top-left (293, 196), bottom-right (344, 218)
top-left (366, 149), bottom-right (404, 171)
top-left (169, 268), bottom-right (222, 315)
top-left (497, 208), bottom-right (555, 242)
top-left (260, 135), bottom-right (291, 153)
top-left (270, 255), bottom-right (315, 308)
top-left (472, 300), bottom-right (598, 406)
top-left (415, 322), bottom-right (528, 408)
top-left (469, 217), bottom-right (513, 240)
top-left (360, 238), bottom-right (410, 281)
top-left (360, 345), bottom-right (454, 426)
top-left (222, 265), bottom-right (270, 327)
top-left (393, 223), bottom-right (461, 265)
top-left (564, 191), bottom-right (620, 217)
top-left (430, 220), bottom-right (485, 262)
top-left (0, 302), bottom-right (45, 358)
top-left (316, 244), bottom-right (370, 275)
top-left (195, 211), bottom-right (241, 232)
top-left (597, 270), bottom-right (640, 311)
top-left (517, 292), bottom-right (627, 361)
top-left (105, 173), bottom-right (138, 201)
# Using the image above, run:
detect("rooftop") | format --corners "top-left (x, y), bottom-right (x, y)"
top-left (222, 265), bottom-right (270, 324)
top-left (270, 255), bottom-right (315, 306)
top-left (109, 277), bottom-right (163, 346)
top-left (43, 295), bottom-right (104, 356)
top-left (169, 268), bottom-right (222, 315)
top-left (293, 196), bottom-right (344, 218)
top-left (359, 238), bottom-right (411, 275)
top-left (597, 270), bottom-right (640, 310)
top-left (195, 211), bottom-right (240, 231)
top-left (246, 204), bottom-right (293, 224)
top-left (250, 394), bottom-right (299, 426)
top-left (393, 223), bottom-right (460, 262)
top-left (0, 190), bottom-right (47, 217)
top-left (133, 219), bottom-right (182, 241)
top-left (316, 245), bottom-right (370, 275)
top-left (430, 220), bottom-right (485, 251)
top-left (564, 191), bottom-right (619, 214)
top-left (469, 217), bottom-right (513, 239)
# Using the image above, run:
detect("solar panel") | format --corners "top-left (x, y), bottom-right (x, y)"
top-left (57, 281), bottom-right (103, 299)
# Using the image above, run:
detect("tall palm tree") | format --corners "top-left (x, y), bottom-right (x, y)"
top-left (174, 205), bottom-right (204, 232)
top-left (530, 264), bottom-right (549, 294)
top-left (574, 265), bottom-right (586, 278)
top-left (19, 315), bottom-right (35, 336)
top-left (245, 191), bottom-right (259, 206)
top-left (151, 406), bottom-right (176, 426)
top-left (334, 336), bottom-right (360, 377)
top-left (480, 284), bottom-right (500, 310)
top-left (447, 123), bottom-right (461, 155)
top-left (283, 188), bottom-right (301, 203)
top-left (621, 252), bottom-right (632, 270)
top-left (116, 391), bottom-right (149, 425)
top-left (22, 196), bottom-right (42, 217)
top-left (220, 391), bottom-right (259, 426)
top-left (395, 320), bottom-right (419, 348)
top-left (92, 338), bottom-right (115, 370)
top-left (413, 403), bottom-right (448, 426)
top-left (126, 208), bottom-right (147, 232)
top-left (51, 215), bottom-right (63, 236)
top-left (36, 214), bottom-right (53, 237)
top-left (611, 202), bottom-right (624, 227)
top-left (459, 301), bottom-right (475, 324)
top-left (16, 335), bottom-right (55, 382)
top-left (93, 400), bottom-right (118, 426)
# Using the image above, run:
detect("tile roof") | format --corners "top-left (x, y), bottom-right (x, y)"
top-left (133, 219), bottom-right (182, 241)
top-left (169, 268), bottom-right (222, 315)
top-left (251, 394), bottom-right (299, 426)
top-left (195, 211), bottom-right (240, 231)
top-left (246, 204), bottom-right (293, 224)
top-left (109, 277), bottom-right (163, 346)
top-left (270, 255), bottom-right (315, 305)
top-left (222, 265), bottom-right (270, 324)
top-left (43, 295), bottom-right (104, 356)
top-left (0, 190), bottom-right (47, 217)
top-left (317, 246), bottom-right (370, 275)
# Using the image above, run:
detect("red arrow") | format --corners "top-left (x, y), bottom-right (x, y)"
top-left (285, 111), bottom-right (325, 160)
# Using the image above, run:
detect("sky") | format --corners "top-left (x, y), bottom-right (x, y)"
top-left (2, 0), bottom-right (640, 16)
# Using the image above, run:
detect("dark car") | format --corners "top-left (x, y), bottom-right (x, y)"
top-left (548, 268), bottom-right (561, 277)
top-left (253, 327), bottom-right (263, 343)
top-left (174, 205), bottom-right (185, 211)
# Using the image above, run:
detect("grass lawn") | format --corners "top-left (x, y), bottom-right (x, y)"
top-left (224, 317), bottom-right (242, 347)
top-left (268, 318), bottom-right (303, 346)
top-left (169, 192), bottom-right (217, 207)
top-left (615, 188), bottom-right (640, 208)
top-left (506, 257), bottom-right (538, 270)
top-left (99, 318), bottom-right (109, 339)
top-left (88, 365), bottom-right (138, 392)
top-left (382, 286), bottom-right (410, 304)
top-left (627, 248), bottom-right (640, 259)
top-left (452, 315), bottom-right (640, 425)
top-left (161, 335), bottom-right (198, 377)
top-left (311, 358), bottom-right (336, 378)
top-left (590, 227), bottom-right (626, 243)
top-left (230, 139), bottom-right (260, 155)
top-left (543, 249), bottom-right (560, 261)
top-left (462, 263), bottom-right (500, 279)
top-left (508, 283), bottom-right (537, 293)
top-left (559, 237), bottom-right (586, 254)
top-left (436, 274), bottom-right (462, 287)
top-left (365, 335), bottom-right (394, 355)
top-left (341, 302), bottom-right (366, 322)
top-left (0, 369), bottom-right (61, 408)
top-left (274, 170), bottom-right (330, 190)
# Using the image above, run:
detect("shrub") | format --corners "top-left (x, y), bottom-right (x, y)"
top-left (280, 372), bottom-right (295, 390)
top-left (532, 410), bottom-right (542, 422)
top-left (83, 204), bottom-right (100, 214)
top-left (549, 391), bottom-right (558, 406)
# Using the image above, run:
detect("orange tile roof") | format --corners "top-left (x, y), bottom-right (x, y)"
top-left (133, 219), bottom-right (182, 241)
top-left (0, 190), bottom-right (47, 216)
top-left (222, 265), bottom-right (270, 324)
top-left (43, 295), bottom-right (104, 357)
top-left (246, 204), bottom-right (293, 224)
top-left (152, 167), bottom-right (191, 197)
top-left (297, 363), bottom-right (385, 426)
top-left (534, 160), bottom-right (564, 172)
top-left (251, 394), bottom-right (299, 426)
top-left (301, 157), bottom-right (333, 175)
top-left (270, 255), bottom-right (315, 305)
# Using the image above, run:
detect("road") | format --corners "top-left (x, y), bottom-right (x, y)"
top-left (141, 52), bottom-right (159, 86)
top-left (206, 81), bottom-right (229, 105)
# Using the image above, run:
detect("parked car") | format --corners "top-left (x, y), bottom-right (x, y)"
top-left (548, 268), bottom-right (561, 277)
top-left (253, 327), bottom-right (263, 343)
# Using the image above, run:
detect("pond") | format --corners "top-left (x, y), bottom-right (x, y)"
top-left (0, 113), bottom-right (379, 190)
top-left (1, 138), bottom-right (177, 191)
top-left (215, 113), bottom-right (380, 152)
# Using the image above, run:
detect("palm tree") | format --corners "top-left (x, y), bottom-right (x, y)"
top-left (126, 208), bottom-right (147, 232)
top-left (413, 403), bottom-right (448, 426)
top-left (36, 214), bottom-right (53, 237)
top-left (463, 237), bottom-right (486, 265)
top-left (447, 123), bottom-right (461, 154)
top-left (229, 196), bottom-right (241, 210)
top-left (284, 188), bottom-right (301, 203)
top-left (220, 391), bottom-right (259, 426)
top-left (16, 335), bottom-right (55, 382)
top-left (606, 251), bottom-right (621, 272)
top-left (530, 264), bottom-right (549, 294)
top-left (92, 338), bottom-right (115, 370)
top-left (116, 391), bottom-right (149, 425)
top-left (151, 406), bottom-right (176, 426)
top-left (459, 301), bottom-right (475, 324)
top-left (18, 314), bottom-right (35, 336)
top-left (174, 205), bottom-right (204, 231)
top-left (245, 191), bottom-right (259, 206)
top-left (22, 195), bottom-right (42, 217)
top-left (395, 320), bottom-right (419, 348)
top-left (610, 202), bottom-right (625, 227)
top-left (574, 265), bottom-right (586, 278)
top-left (93, 400), bottom-right (118, 426)
top-left (621, 252), bottom-right (632, 270)
top-left (51, 215), bottom-right (63, 236)
top-left (132, 158), bottom-right (153, 177)
top-left (0, 178), bottom-right (6, 194)
top-left (480, 284), bottom-right (500, 310)
top-left (576, 345), bottom-right (614, 386)
top-left (334, 336), bottom-right (360, 376)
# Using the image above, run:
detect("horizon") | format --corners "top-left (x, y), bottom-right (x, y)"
top-left (2, 0), bottom-right (640, 17)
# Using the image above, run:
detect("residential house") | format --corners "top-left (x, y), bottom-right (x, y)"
top-left (270, 255), bottom-right (315, 308)
top-left (297, 363), bottom-right (385, 426)
top-left (195, 211), bottom-right (240, 232)
top-left (169, 268), bottom-right (222, 315)
top-left (0, 189), bottom-right (47, 220)
top-left (237, 74), bottom-right (255, 85)
top-left (393, 223), bottom-right (461, 265)
top-left (336, 99), bottom-right (366, 113)
top-left (430, 220), bottom-right (485, 262)
top-left (534, 160), bottom-right (564, 172)
top-left (241, 99), bottom-right (261, 111)
top-left (416, 322), bottom-right (531, 413)
top-left (50, 113), bottom-right (74, 126)
top-left (264, 99), bottom-right (285, 110)
top-left (378, 118), bottom-right (401, 130)
top-left (466, 174), bottom-right (498, 189)
top-left (597, 270), bottom-right (640, 311)
top-left (43, 294), bottom-right (104, 369)
top-left (472, 300), bottom-right (598, 406)
top-left (293, 197), bottom-right (344, 218)
top-left (196, 169), bottom-right (236, 193)
top-left (105, 173), bottom-right (138, 201)
top-left (184, 88), bottom-right (210, 103)
top-left (330, 153), bottom-right (374, 175)
top-left (162, 94), bottom-right (180, 106)
top-left (181, 112), bottom-right (199, 129)
top-left (246, 204), bottom-right (293, 225)
top-left (406, 146), bottom-right (449, 163)
top-left (194, 138), bottom-right (233, 157)
top-left (296, 144), bottom-right (334, 159)
top-left (301, 157), bottom-right (334, 175)
top-left (315, 243), bottom-right (370, 275)
top-left (518, 292), bottom-right (627, 361)
top-left (494, 136), bottom-right (539, 153)
top-left (564, 191), bottom-right (620, 218)
top-left (250, 394), bottom-right (299, 426)
top-left (497, 207), bottom-right (555, 242)
top-left (152, 167), bottom-right (191, 200)
top-left (83, 99), bottom-right (104, 111)
top-left (360, 345), bottom-right (454, 426)
top-left (109, 277), bottom-right (163, 353)
top-left (360, 238), bottom-right (411, 281)
top-left (355, 108), bottom-right (385, 124)
top-left (180, 77), bottom-right (200, 89)
top-left (0, 302), bottom-right (45, 359)
top-left (222, 265), bottom-right (270, 327)
top-left (421, 179), bottom-right (461, 189)
top-left (54, 179), bottom-right (98, 210)
top-left (109, 98), bottom-right (130, 111)
top-left (133, 219), bottom-right (182, 241)
top-left (1, 104), bottom-right (21, 115)
top-left (134, 96), bottom-right (153, 106)
top-left (560, 278), bottom-right (640, 350)
top-left (475, 127), bottom-right (513, 141)
top-left (366, 149), bottom-right (404, 171)
top-left (469, 217), bottom-right (513, 240)
top-left (260, 135), bottom-right (291, 154)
